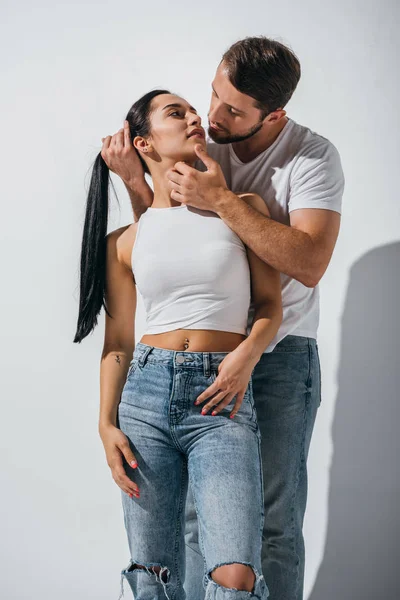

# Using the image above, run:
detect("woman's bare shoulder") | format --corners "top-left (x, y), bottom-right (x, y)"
top-left (237, 192), bottom-right (271, 217)
top-left (106, 221), bottom-right (139, 271)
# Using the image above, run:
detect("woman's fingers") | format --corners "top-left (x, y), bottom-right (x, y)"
top-left (195, 380), bottom-right (221, 405)
top-left (229, 392), bottom-right (246, 419)
top-left (110, 449), bottom-right (140, 497)
top-left (209, 393), bottom-right (237, 416)
top-left (200, 389), bottom-right (246, 418)
top-left (119, 438), bottom-right (138, 469)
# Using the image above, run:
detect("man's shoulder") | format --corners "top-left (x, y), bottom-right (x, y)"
top-left (289, 119), bottom-right (341, 161)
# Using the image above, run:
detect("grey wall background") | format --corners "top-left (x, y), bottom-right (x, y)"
top-left (1, 1), bottom-right (399, 599)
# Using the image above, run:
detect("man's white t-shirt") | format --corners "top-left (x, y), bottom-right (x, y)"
top-left (201, 117), bottom-right (345, 353)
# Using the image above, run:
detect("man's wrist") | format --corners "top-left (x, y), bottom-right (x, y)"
top-left (215, 188), bottom-right (240, 216)
top-left (124, 176), bottom-right (147, 194)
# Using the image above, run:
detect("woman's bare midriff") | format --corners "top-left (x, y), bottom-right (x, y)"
top-left (140, 329), bottom-right (246, 352)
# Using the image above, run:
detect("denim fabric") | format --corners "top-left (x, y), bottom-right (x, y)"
top-left (184, 335), bottom-right (321, 600)
top-left (116, 342), bottom-right (269, 600)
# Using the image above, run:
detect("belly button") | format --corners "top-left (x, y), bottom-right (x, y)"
top-left (184, 337), bottom-right (189, 350)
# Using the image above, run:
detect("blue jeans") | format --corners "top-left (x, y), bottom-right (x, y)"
top-left (184, 335), bottom-right (321, 600)
top-left (116, 342), bottom-right (269, 600)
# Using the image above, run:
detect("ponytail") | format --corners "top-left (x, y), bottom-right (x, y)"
top-left (73, 153), bottom-right (111, 343)
top-left (73, 88), bottom-right (171, 343)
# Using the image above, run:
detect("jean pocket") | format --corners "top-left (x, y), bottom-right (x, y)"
top-left (243, 378), bottom-right (253, 400)
top-left (316, 349), bottom-right (322, 406)
top-left (127, 358), bottom-right (139, 379)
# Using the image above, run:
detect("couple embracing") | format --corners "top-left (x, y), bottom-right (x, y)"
top-left (74, 35), bottom-right (344, 600)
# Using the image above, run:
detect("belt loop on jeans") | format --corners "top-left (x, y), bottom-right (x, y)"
top-left (138, 345), bottom-right (153, 367)
top-left (203, 352), bottom-right (210, 377)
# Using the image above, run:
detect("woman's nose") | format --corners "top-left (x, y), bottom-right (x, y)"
top-left (189, 113), bottom-right (201, 126)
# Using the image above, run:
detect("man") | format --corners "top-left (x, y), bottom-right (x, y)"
top-left (101, 36), bottom-right (344, 600)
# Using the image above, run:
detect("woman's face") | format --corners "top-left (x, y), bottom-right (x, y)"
top-left (135, 94), bottom-right (207, 167)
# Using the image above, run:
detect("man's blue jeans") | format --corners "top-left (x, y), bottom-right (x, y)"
top-left (184, 335), bottom-right (321, 600)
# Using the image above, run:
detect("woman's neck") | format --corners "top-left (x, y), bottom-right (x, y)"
top-left (150, 160), bottom-right (196, 209)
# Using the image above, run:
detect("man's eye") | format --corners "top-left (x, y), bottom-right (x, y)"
top-left (228, 107), bottom-right (239, 116)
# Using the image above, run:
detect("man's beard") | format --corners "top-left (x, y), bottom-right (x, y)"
top-left (207, 119), bottom-right (264, 144)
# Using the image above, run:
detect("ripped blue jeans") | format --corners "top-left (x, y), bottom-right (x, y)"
top-left (116, 342), bottom-right (269, 599)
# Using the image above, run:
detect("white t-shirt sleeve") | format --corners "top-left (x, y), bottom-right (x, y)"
top-left (288, 139), bottom-right (345, 214)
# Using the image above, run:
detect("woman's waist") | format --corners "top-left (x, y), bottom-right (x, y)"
top-left (140, 328), bottom-right (246, 353)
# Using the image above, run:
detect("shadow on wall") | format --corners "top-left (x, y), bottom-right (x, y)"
top-left (309, 241), bottom-right (400, 600)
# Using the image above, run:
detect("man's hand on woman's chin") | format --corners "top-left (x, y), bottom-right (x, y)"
top-left (166, 144), bottom-right (230, 213)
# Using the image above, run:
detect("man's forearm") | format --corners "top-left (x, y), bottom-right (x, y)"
top-left (215, 190), bottom-right (317, 287)
top-left (124, 178), bottom-right (154, 222)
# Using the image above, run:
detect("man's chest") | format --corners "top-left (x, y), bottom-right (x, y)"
top-left (227, 161), bottom-right (292, 224)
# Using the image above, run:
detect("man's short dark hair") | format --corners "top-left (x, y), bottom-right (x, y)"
top-left (221, 36), bottom-right (301, 117)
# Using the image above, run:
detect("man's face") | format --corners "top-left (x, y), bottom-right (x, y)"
top-left (207, 61), bottom-right (266, 144)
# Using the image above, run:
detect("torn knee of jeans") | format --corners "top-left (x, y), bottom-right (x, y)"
top-left (207, 561), bottom-right (266, 594)
top-left (127, 562), bottom-right (169, 583)
top-left (118, 559), bottom-right (171, 599)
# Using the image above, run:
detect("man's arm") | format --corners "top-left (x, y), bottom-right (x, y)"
top-left (167, 143), bottom-right (344, 288)
top-left (214, 193), bottom-right (340, 288)
top-left (101, 120), bottom-right (154, 221)
top-left (123, 178), bottom-right (153, 222)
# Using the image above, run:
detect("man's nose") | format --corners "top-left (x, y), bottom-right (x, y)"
top-left (208, 104), bottom-right (222, 125)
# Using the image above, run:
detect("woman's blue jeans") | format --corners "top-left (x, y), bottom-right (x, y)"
top-left (184, 335), bottom-right (321, 600)
top-left (116, 342), bottom-right (269, 600)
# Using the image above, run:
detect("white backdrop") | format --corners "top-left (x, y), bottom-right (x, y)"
top-left (1, 1), bottom-right (399, 599)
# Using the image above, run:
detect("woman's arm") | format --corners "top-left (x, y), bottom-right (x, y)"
top-left (98, 226), bottom-right (141, 499)
top-left (99, 226), bottom-right (137, 430)
top-left (236, 193), bottom-right (283, 362)
top-left (195, 193), bottom-right (282, 418)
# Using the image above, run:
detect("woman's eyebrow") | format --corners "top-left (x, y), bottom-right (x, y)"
top-left (162, 103), bottom-right (197, 113)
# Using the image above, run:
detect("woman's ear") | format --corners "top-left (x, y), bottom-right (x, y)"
top-left (133, 136), bottom-right (152, 154)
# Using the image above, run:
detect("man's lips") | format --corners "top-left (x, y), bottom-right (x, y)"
top-left (209, 123), bottom-right (225, 132)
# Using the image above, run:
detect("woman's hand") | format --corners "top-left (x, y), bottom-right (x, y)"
top-left (194, 344), bottom-right (259, 419)
top-left (101, 120), bottom-right (145, 186)
top-left (99, 423), bottom-right (140, 498)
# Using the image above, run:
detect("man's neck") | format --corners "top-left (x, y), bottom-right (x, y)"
top-left (231, 116), bottom-right (289, 163)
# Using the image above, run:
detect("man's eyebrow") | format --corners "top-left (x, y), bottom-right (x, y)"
top-left (211, 85), bottom-right (245, 115)
top-left (162, 103), bottom-right (197, 113)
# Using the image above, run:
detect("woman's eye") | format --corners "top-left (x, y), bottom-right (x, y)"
top-left (169, 111), bottom-right (181, 117)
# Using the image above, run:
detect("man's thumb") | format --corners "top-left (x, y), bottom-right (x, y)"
top-left (194, 143), bottom-right (214, 169)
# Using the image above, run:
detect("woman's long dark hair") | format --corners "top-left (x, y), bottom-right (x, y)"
top-left (73, 89), bottom-right (171, 343)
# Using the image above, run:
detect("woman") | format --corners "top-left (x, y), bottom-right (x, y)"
top-left (74, 89), bottom-right (282, 600)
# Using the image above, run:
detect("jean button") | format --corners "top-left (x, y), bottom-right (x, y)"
top-left (176, 355), bottom-right (185, 364)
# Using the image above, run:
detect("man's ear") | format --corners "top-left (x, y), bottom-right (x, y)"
top-left (266, 108), bottom-right (287, 124)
